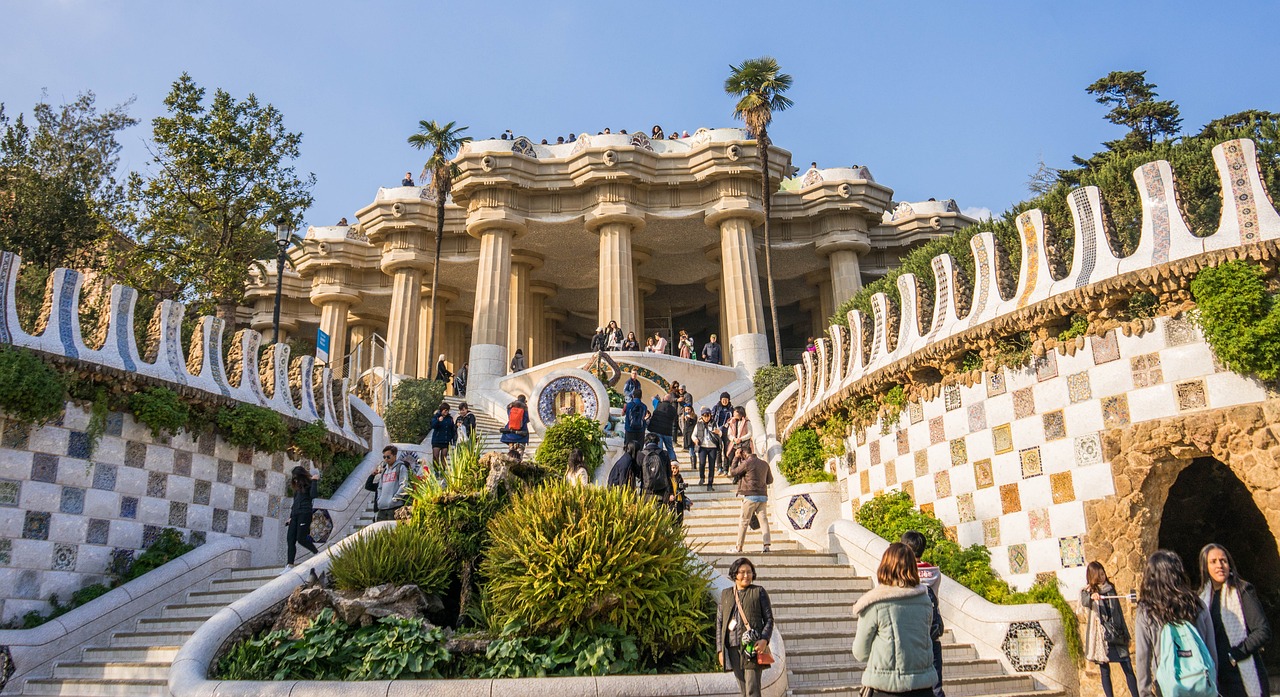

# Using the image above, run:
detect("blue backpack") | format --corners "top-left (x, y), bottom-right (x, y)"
top-left (1154, 621), bottom-right (1216, 697)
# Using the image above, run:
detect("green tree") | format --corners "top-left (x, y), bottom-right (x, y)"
top-left (127, 73), bottom-right (314, 322)
top-left (407, 120), bottom-right (470, 367)
top-left (725, 57), bottom-right (794, 367)
top-left (1083, 70), bottom-right (1182, 153)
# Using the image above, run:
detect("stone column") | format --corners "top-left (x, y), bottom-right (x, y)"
top-left (385, 265), bottom-right (426, 377)
top-left (506, 252), bottom-right (542, 370)
top-left (466, 215), bottom-right (523, 398)
top-left (817, 227), bottom-right (871, 308)
top-left (588, 208), bottom-right (645, 336)
top-left (347, 320), bottom-right (375, 377)
top-left (529, 281), bottom-right (557, 364)
top-left (358, 189), bottom-right (433, 378)
top-left (314, 293), bottom-right (358, 377)
top-left (707, 205), bottom-right (768, 371)
top-left (545, 309), bottom-right (567, 360)
top-left (417, 288), bottom-right (456, 378)
top-left (632, 247), bottom-right (652, 339)
top-left (444, 314), bottom-right (471, 377)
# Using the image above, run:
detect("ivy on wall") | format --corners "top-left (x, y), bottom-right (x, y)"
top-left (1191, 259), bottom-right (1280, 382)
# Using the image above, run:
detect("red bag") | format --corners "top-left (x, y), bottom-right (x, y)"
top-left (506, 405), bottom-right (526, 432)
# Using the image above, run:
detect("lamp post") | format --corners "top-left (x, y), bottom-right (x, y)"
top-left (270, 216), bottom-right (292, 345)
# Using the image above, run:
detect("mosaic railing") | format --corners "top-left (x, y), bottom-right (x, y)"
top-left (786, 139), bottom-right (1280, 434)
top-left (0, 252), bottom-right (366, 448)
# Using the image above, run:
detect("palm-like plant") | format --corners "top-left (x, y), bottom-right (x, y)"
top-left (725, 57), bottom-right (793, 367)
top-left (408, 120), bottom-right (471, 369)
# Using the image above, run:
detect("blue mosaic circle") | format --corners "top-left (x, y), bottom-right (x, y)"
top-left (537, 376), bottom-right (600, 425)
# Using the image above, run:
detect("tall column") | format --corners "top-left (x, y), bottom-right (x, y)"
top-left (467, 217), bottom-right (522, 398)
top-left (529, 282), bottom-right (556, 364)
top-left (386, 266), bottom-right (425, 377)
top-left (506, 252), bottom-right (541, 370)
top-left (358, 189), bottom-right (433, 378)
top-left (444, 314), bottom-right (470, 377)
top-left (636, 277), bottom-right (656, 343)
top-left (545, 309), bottom-right (567, 361)
top-left (347, 320), bottom-right (375, 378)
top-left (817, 228), bottom-right (871, 308)
top-left (417, 289), bottom-right (455, 378)
top-left (707, 205), bottom-right (768, 371)
top-left (314, 294), bottom-right (357, 377)
top-left (588, 210), bottom-right (645, 336)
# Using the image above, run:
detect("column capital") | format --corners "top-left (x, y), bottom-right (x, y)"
top-left (510, 250), bottom-right (545, 271)
top-left (585, 203), bottom-right (646, 234)
top-left (530, 280), bottom-right (558, 298)
top-left (637, 277), bottom-right (657, 297)
top-left (380, 249), bottom-right (433, 275)
top-left (420, 284), bottom-right (461, 303)
top-left (705, 198), bottom-right (765, 228)
top-left (465, 211), bottom-right (528, 239)
top-left (309, 289), bottom-right (361, 309)
top-left (632, 245), bottom-right (654, 266)
top-left (815, 230), bottom-right (871, 256)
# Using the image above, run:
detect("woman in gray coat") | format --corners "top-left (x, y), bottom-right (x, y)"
top-left (1134, 549), bottom-right (1217, 697)
top-left (716, 557), bottom-right (774, 697)
top-left (852, 542), bottom-right (938, 696)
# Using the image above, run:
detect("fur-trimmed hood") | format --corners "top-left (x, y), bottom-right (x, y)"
top-left (852, 583), bottom-right (928, 617)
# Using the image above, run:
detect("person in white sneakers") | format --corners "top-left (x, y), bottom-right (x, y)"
top-left (728, 441), bottom-right (772, 554)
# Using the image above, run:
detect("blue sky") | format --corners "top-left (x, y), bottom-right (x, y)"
top-left (2, 1), bottom-right (1276, 227)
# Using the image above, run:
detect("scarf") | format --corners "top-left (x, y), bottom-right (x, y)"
top-left (1085, 604), bottom-right (1109, 664)
top-left (1202, 584), bottom-right (1262, 697)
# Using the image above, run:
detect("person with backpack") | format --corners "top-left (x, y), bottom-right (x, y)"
top-left (623, 392), bottom-right (649, 451)
top-left (647, 393), bottom-right (680, 464)
top-left (901, 531), bottom-right (946, 697)
top-left (1083, 561), bottom-right (1139, 697)
top-left (712, 392), bottom-right (734, 475)
top-left (693, 407), bottom-right (722, 490)
top-left (455, 402), bottom-right (477, 443)
top-left (852, 542), bottom-right (938, 696)
top-left (728, 441), bottom-right (771, 554)
top-left (679, 404), bottom-right (699, 468)
top-left (638, 433), bottom-right (673, 503)
top-left (668, 459), bottom-right (688, 524)
top-left (500, 395), bottom-right (531, 459)
top-left (607, 441), bottom-right (641, 489)
top-left (1135, 549), bottom-right (1218, 697)
top-left (284, 465), bottom-right (320, 571)
top-left (1197, 544), bottom-right (1271, 697)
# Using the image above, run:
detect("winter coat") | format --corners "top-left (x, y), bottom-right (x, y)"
top-left (1135, 602), bottom-right (1217, 697)
top-left (680, 412), bottom-right (698, 449)
top-left (1081, 581), bottom-right (1131, 661)
top-left (290, 479), bottom-right (318, 517)
top-left (647, 401), bottom-right (678, 437)
top-left (624, 400), bottom-right (649, 433)
top-left (623, 378), bottom-right (641, 400)
top-left (729, 454), bottom-right (772, 497)
top-left (715, 585), bottom-right (775, 659)
top-left (852, 584), bottom-right (938, 693)
top-left (607, 452), bottom-right (640, 488)
top-left (694, 419), bottom-right (721, 449)
top-left (712, 401), bottom-right (734, 432)
top-left (455, 412), bottom-right (477, 440)
top-left (510, 353), bottom-right (526, 372)
top-left (1203, 580), bottom-right (1271, 694)
top-left (372, 460), bottom-right (411, 511)
top-left (430, 412), bottom-right (456, 447)
top-left (702, 340), bottom-right (722, 364)
top-left (590, 333), bottom-right (607, 352)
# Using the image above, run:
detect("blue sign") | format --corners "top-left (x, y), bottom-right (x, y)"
top-left (316, 329), bottom-right (330, 363)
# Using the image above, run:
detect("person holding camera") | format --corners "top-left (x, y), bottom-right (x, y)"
top-left (1082, 561), bottom-right (1139, 697)
top-left (429, 402), bottom-right (457, 469)
top-left (716, 557), bottom-right (774, 697)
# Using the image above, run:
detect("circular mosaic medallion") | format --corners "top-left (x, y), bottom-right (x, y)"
top-left (537, 376), bottom-right (600, 425)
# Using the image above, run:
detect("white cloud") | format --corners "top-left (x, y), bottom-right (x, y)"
top-left (961, 206), bottom-right (992, 221)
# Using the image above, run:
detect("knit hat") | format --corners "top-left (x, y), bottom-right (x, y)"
top-left (700, 407), bottom-right (712, 415)
top-left (719, 392), bottom-right (730, 400)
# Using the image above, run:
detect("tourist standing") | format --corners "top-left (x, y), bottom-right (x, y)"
top-left (429, 403), bottom-right (456, 468)
top-left (703, 334), bottom-right (723, 365)
top-left (1082, 561), bottom-right (1139, 697)
top-left (605, 320), bottom-right (623, 350)
top-left (1198, 544), bottom-right (1270, 697)
top-left (653, 331), bottom-right (668, 354)
top-left (453, 363), bottom-right (468, 396)
top-left (725, 406), bottom-right (753, 464)
top-left (1134, 549), bottom-right (1217, 697)
top-left (455, 402), bottom-right (477, 442)
top-left (623, 331), bottom-right (640, 351)
top-left (366, 445), bottom-right (411, 521)
top-left (623, 392), bottom-right (649, 451)
top-left (623, 369), bottom-right (641, 401)
top-left (565, 448), bottom-right (589, 486)
top-left (402, 172), bottom-right (415, 186)
top-left (500, 395), bottom-right (531, 460)
top-left (852, 543), bottom-right (938, 696)
top-left (648, 393), bottom-right (680, 463)
top-left (716, 557), bottom-right (774, 697)
top-left (678, 330), bottom-right (693, 359)
top-left (669, 460), bottom-right (687, 524)
top-left (902, 531), bottom-right (946, 697)
top-left (644, 337), bottom-right (655, 352)
top-left (607, 441), bottom-right (641, 488)
top-left (510, 348), bottom-right (526, 373)
top-left (694, 407), bottom-right (721, 490)
top-left (712, 392), bottom-right (734, 475)
top-left (638, 433), bottom-right (673, 503)
top-left (284, 465), bottom-right (320, 570)
top-left (728, 442), bottom-right (772, 554)
top-left (435, 354), bottom-right (452, 393)
top-left (590, 327), bottom-right (607, 352)
top-left (680, 404), bottom-right (698, 466)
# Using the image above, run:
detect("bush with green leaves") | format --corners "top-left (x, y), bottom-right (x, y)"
top-left (753, 364), bottom-right (796, 413)
top-left (856, 491), bottom-right (1082, 661)
top-left (482, 482), bottom-right (713, 660)
top-left (1191, 259), bottom-right (1280, 381)
top-left (215, 404), bottom-right (290, 453)
top-left (533, 413), bottom-right (605, 478)
top-left (318, 450), bottom-right (363, 499)
top-left (128, 386), bottom-right (189, 438)
top-left (382, 378), bottom-right (445, 443)
top-left (119, 528), bottom-right (195, 583)
top-left (291, 421), bottom-right (331, 465)
top-left (0, 345), bottom-right (66, 424)
top-left (329, 522), bottom-right (451, 595)
top-left (779, 428), bottom-right (835, 485)
top-left (477, 621), bottom-right (642, 678)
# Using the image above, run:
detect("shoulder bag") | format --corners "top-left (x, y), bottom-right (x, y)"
top-left (733, 588), bottom-right (774, 666)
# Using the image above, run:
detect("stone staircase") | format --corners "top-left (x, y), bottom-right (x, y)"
top-left (17, 565), bottom-right (279, 697)
top-left (440, 395), bottom-right (542, 456)
top-left (681, 467), bottom-right (1060, 697)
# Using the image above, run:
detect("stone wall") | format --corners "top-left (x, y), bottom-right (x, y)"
top-left (0, 402), bottom-right (312, 623)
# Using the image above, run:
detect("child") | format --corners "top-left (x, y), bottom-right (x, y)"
top-left (669, 461), bottom-right (688, 524)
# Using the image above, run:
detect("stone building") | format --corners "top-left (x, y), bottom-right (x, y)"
top-left (244, 128), bottom-right (973, 397)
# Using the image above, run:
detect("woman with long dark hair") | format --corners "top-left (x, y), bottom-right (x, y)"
top-left (852, 542), bottom-right (937, 696)
top-left (565, 448), bottom-right (589, 486)
top-left (1135, 549), bottom-right (1217, 696)
top-left (716, 557), bottom-right (774, 697)
top-left (1082, 561), bottom-right (1139, 697)
top-left (1198, 544), bottom-right (1271, 697)
top-left (285, 465), bottom-right (320, 570)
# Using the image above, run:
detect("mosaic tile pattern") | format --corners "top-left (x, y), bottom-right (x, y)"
top-left (1020, 447), bottom-right (1043, 478)
top-left (60, 486), bottom-right (85, 514)
top-left (949, 438), bottom-right (967, 466)
top-left (1176, 381), bottom-right (1208, 411)
top-left (859, 470), bottom-right (870, 495)
top-left (1165, 318), bottom-right (1196, 347)
top-left (1101, 394), bottom-right (1131, 428)
top-left (193, 480), bottom-right (211, 505)
top-left (67, 431), bottom-right (91, 459)
top-left (1028, 508), bottom-right (1052, 540)
top-left (987, 370), bottom-right (1006, 397)
top-left (1008, 544), bottom-right (1029, 574)
top-left (1067, 372), bottom-right (1092, 404)
top-left (1091, 330), bottom-right (1120, 364)
top-left (168, 501), bottom-right (188, 527)
top-left (974, 459), bottom-right (994, 489)
top-left (915, 450), bottom-right (929, 478)
top-left (928, 417), bottom-right (945, 445)
top-left (908, 402), bottom-right (924, 424)
top-left (233, 488), bottom-right (249, 512)
top-left (944, 384), bottom-right (962, 411)
top-left (0, 479), bottom-right (19, 506)
top-left (254, 469), bottom-right (267, 490)
top-left (0, 538), bottom-right (11, 565)
top-left (869, 441), bottom-right (881, 466)
top-left (1051, 472), bottom-right (1075, 504)
top-left (86, 518), bottom-right (110, 545)
top-left (934, 470), bottom-right (952, 499)
top-left (31, 453), bottom-right (58, 483)
top-left (173, 451), bottom-right (192, 477)
top-left (142, 525), bottom-right (162, 548)
top-left (957, 492), bottom-right (975, 523)
top-left (1131, 353), bottom-right (1163, 388)
top-left (237, 447), bottom-right (253, 465)
top-left (124, 441), bottom-right (146, 468)
top-left (216, 460), bottom-right (233, 484)
top-left (52, 543), bottom-right (77, 571)
top-left (1013, 387), bottom-right (1035, 419)
top-left (1075, 434), bottom-right (1103, 467)
top-left (902, 480), bottom-right (914, 502)
top-left (249, 515), bottom-right (263, 538)
top-left (146, 472), bottom-right (167, 498)
top-left (1059, 536), bottom-right (1085, 568)
top-left (24, 511), bottom-right (51, 540)
top-left (120, 496), bottom-right (138, 519)
top-left (1035, 351), bottom-right (1058, 381)
top-left (992, 424), bottom-right (1013, 455)
top-left (968, 403), bottom-right (987, 433)
top-left (787, 494), bottom-right (818, 530)
top-left (1000, 483), bottom-right (1022, 514)
top-left (1042, 411), bottom-right (1066, 441)
top-left (2, 422), bottom-right (30, 449)
top-left (198, 433), bottom-right (216, 456)
top-left (92, 463), bottom-right (117, 491)
top-left (885, 460), bottom-right (897, 486)
top-left (1003, 621), bottom-right (1053, 671)
top-left (983, 518), bottom-right (1000, 547)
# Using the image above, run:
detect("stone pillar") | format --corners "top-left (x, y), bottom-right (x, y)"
top-left (506, 252), bottom-right (541, 370)
top-left (347, 320), bottom-right (375, 377)
top-left (636, 277), bottom-right (656, 343)
top-left (588, 209), bottom-right (645, 336)
top-left (386, 266), bottom-right (426, 377)
top-left (358, 189), bottom-right (434, 378)
top-left (545, 309), bottom-right (567, 361)
top-left (444, 314), bottom-right (470, 377)
top-left (417, 288), bottom-right (456, 379)
top-left (529, 282), bottom-right (557, 364)
top-left (817, 227), bottom-right (871, 308)
top-left (708, 205), bottom-right (768, 371)
top-left (466, 216), bottom-right (523, 399)
top-left (314, 294), bottom-right (357, 377)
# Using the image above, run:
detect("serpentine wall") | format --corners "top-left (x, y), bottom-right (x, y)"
top-left (777, 138), bottom-right (1280, 591)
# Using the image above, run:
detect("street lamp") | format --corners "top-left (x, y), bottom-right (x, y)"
top-left (270, 216), bottom-right (292, 345)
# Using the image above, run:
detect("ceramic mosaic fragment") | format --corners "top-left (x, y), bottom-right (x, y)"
top-left (86, 518), bottom-right (110, 545)
top-left (968, 403), bottom-right (987, 433)
top-left (908, 402), bottom-right (924, 424)
top-left (146, 471), bottom-right (167, 498)
top-left (983, 518), bottom-right (1000, 547)
top-left (915, 450), bottom-right (929, 478)
top-left (1165, 317), bottom-right (1196, 347)
top-left (1067, 372), bottom-right (1092, 404)
top-left (987, 370), bottom-right (1006, 397)
top-left (2, 422), bottom-right (30, 449)
top-left (1050, 471), bottom-right (1075, 504)
top-left (52, 543), bottom-right (77, 571)
top-left (31, 453), bottom-right (58, 483)
top-left (1013, 387), bottom-right (1035, 420)
top-left (944, 384), bottom-right (962, 411)
top-left (1176, 381), bottom-right (1208, 411)
top-left (860, 470), bottom-right (870, 495)
top-left (1075, 434), bottom-right (1103, 467)
top-left (0, 479), bottom-right (19, 506)
top-left (1091, 330), bottom-right (1120, 364)
top-left (1101, 394), bottom-right (1131, 428)
top-left (974, 459), bottom-right (994, 489)
top-left (950, 438), bottom-right (967, 466)
top-left (254, 469), bottom-right (267, 490)
top-left (0, 538), bottom-right (11, 564)
top-left (23, 511), bottom-right (50, 540)
top-left (1131, 353), bottom-right (1163, 388)
top-left (896, 429), bottom-right (909, 456)
top-left (1028, 508), bottom-right (1052, 540)
top-left (1009, 544), bottom-right (1029, 574)
top-left (169, 501), bottom-right (188, 527)
top-left (885, 460), bottom-right (897, 486)
top-left (992, 424), bottom-right (1013, 455)
top-left (249, 515), bottom-right (263, 538)
top-left (1060, 535), bottom-right (1085, 568)
top-left (213, 508), bottom-right (229, 533)
top-left (60, 486), bottom-right (85, 514)
top-left (216, 460), bottom-right (233, 484)
top-left (124, 441), bottom-right (146, 468)
top-left (193, 480), bottom-right (211, 505)
top-left (233, 487), bottom-right (249, 512)
top-left (92, 463), bottom-right (117, 491)
top-left (934, 470), bottom-right (952, 499)
top-left (173, 451), bottom-right (192, 477)
top-left (1000, 483), bottom-right (1022, 514)
top-left (1042, 411), bottom-right (1066, 441)
top-left (120, 496), bottom-right (138, 519)
top-left (66, 431), bottom-right (91, 459)
top-left (237, 447), bottom-right (253, 465)
top-left (1020, 446), bottom-right (1043, 478)
top-left (902, 480), bottom-right (914, 501)
top-left (957, 492), bottom-right (975, 523)
top-left (928, 416), bottom-right (945, 445)
top-left (1035, 351), bottom-right (1058, 381)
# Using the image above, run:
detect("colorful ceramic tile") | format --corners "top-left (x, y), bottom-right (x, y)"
top-left (1013, 387), bottom-right (1035, 420)
top-left (974, 459), bottom-right (994, 489)
top-left (1067, 371), bottom-right (1092, 404)
top-left (1101, 394), bottom-right (1131, 429)
top-left (944, 384), bottom-right (962, 412)
top-left (124, 441), bottom-right (146, 468)
top-left (915, 450), bottom-right (930, 478)
top-left (199, 433), bottom-right (216, 456)
top-left (968, 403), bottom-right (987, 433)
top-left (1000, 483), bottom-right (1022, 514)
top-left (1074, 434), bottom-right (1103, 467)
top-left (897, 429), bottom-right (910, 456)
top-left (1042, 411), bottom-right (1066, 441)
top-left (1091, 330), bottom-right (1120, 364)
top-left (934, 470), bottom-right (952, 499)
top-left (908, 401), bottom-right (924, 425)
top-left (253, 469), bottom-right (267, 490)
top-left (67, 431), bottom-right (91, 459)
top-left (120, 496), bottom-right (138, 519)
top-left (902, 480), bottom-right (914, 502)
top-left (60, 486), bottom-right (85, 514)
top-left (1035, 351), bottom-right (1058, 381)
top-left (788, 494), bottom-right (818, 530)
top-left (860, 469), bottom-right (871, 495)
top-left (1020, 446), bottom-right (1043, 478)
top-left (105, 412), bottom-right (124, 437)
top-left (52, 543), bottom-right (77, 571)
top-left (1050, 471), bottom-right (1076, 504)
top-left (950, 437), bottom-right (968, 466)
top-left (992, 424), bottom-right (1014, 455)
top-left (1165, 318), bottom-right (1196, 347)
top-left (856, 428), bottom-right (866, 446)
top-left (885, 460), bottom-right (897, 486)
top-left (194, 480), bottom-right (211, 505)
top-left (92, 463), bottom-right (117, 491)
top-left (1176, 381), bottom-right (1208, 411)
top-left (1028, 508), bottom-right (1052, 540)
top-left (928, 417), bottom-right (946, 445)
top-left (0, 479), bottom-right (19, 506)
top-left (983, 518), bottom-right (1001, 547)
top-left (957, 492), bottom-right (976, 523)
top-left (920, 502), bottom-right (935, 516)
top-left (1008, 544), bottom-right (1029, 574)
top-left (1131, 353), bottom-right (1164, 388)
top-left (146, 471), bottom-right (168, 498)
top-left (987, 370), bottom-right (1007, 397)
top-left (86, 518), bottom-right (110, 545)
top-left (23, 510), bottom-right (51, 540)
top-left (1059, 535), bottom-right (1085, 568)
top-left (31, 452), bottom-right (58, 483)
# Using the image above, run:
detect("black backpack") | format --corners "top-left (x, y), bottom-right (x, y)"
top-left (640, 449), bottom-right (667, 496)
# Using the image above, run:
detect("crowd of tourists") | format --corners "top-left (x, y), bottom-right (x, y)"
top-left (590, 323), bottom-right (724, 364)
top-left (496, 124), bottom-right (700, 145)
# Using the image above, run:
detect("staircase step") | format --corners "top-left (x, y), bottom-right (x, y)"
top-left (134, 617), bottom-right (207, 632)
top-left (52, 661), bottom-right (171, 680)
top-left (107, 631), bottom-right (195, 647)
top-left (788, 658), bottom-right (1006, 686)
top-left (81, 647), bottom-right (180, 664)
top-left (789, 674), bottom-right (1041, 697)
top-left (185, 589), bottom-right (254, 604)
top-left (22, 678), bottom-right (168, 696)
top-left (160, 602), bottom-right (224, 619)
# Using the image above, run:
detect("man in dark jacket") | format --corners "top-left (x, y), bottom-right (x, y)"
top-left (702, 334), bottom-right (723, 365)
top-left (622, 369), bottom-right (641, 401)
top-left (638, 433), bottom-right (673, 503)
top-left (647, 393), bottom-right (680, 463)
top-left (728, 441), bottom-right (772, 553)
top-left (711, 392), bottom-right (734, 475)
top-left (607, 441), bottom-right (641, 489)
top-left (623, 393), bottom-right (649, 451)
top-left (590, 327), bottom-right (607, 352)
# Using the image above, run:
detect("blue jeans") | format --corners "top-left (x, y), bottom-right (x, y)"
top-left (657, 434), bottom-right (677, 462)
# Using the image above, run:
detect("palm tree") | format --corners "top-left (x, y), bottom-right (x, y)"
top-left (407, 120), bottom-right (471, 370)
top-left (725, 57), bottom-right (793, 367)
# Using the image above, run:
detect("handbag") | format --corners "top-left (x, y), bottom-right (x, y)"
top-left (1099, 599), bottom-right (1130, 646)
top-left (732, 588), bottom-right (773, 666)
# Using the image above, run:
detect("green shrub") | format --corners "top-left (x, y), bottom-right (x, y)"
top-left (1058, 313), bottom-right (1089, 341)
top-left (482, 483), bottom-right (713, 660)
top-left (1127, 291), bottom-right (1158, 319)
top-left (753, 365), bottom-right (796, 412)
top-left (119, 528), bottom-right (195, 583)
top-left (534, 413), bottom-right (605, 478)
top-left (0, 345), bottom-right (65, 424)
top-left (291, 421), bottom-right (331, 465)
top-left (382, 379), bottom-right (445, 443)
top-left (216, 404), bottom-right (289, 453)
top-left (1191, 260), bottom-right (1280, 381)
top-left (959, 350), bottom-right (983, 372)
top-left (478, 621), bottom-right (642, 678)
top-left (856, 491), bottom-right (1082, 661)
top-left (318, 450), bottom-right (363, 499)
top-left (128, 387), bottom-right (189, 438)
top-left (779, 428), bottom-right (835, 485)
top-left (329, 523), bottom-right (451, 595)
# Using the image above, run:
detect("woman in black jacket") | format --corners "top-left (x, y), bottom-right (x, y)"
top-left (716, 557), bottom-right (774, 697)
top-left (1199, 543), bottom-right (1272, 697)
top-left (285, 465), bottom-right (320, 570)
top-left (1082, 561), bottom-right (1139, 697)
